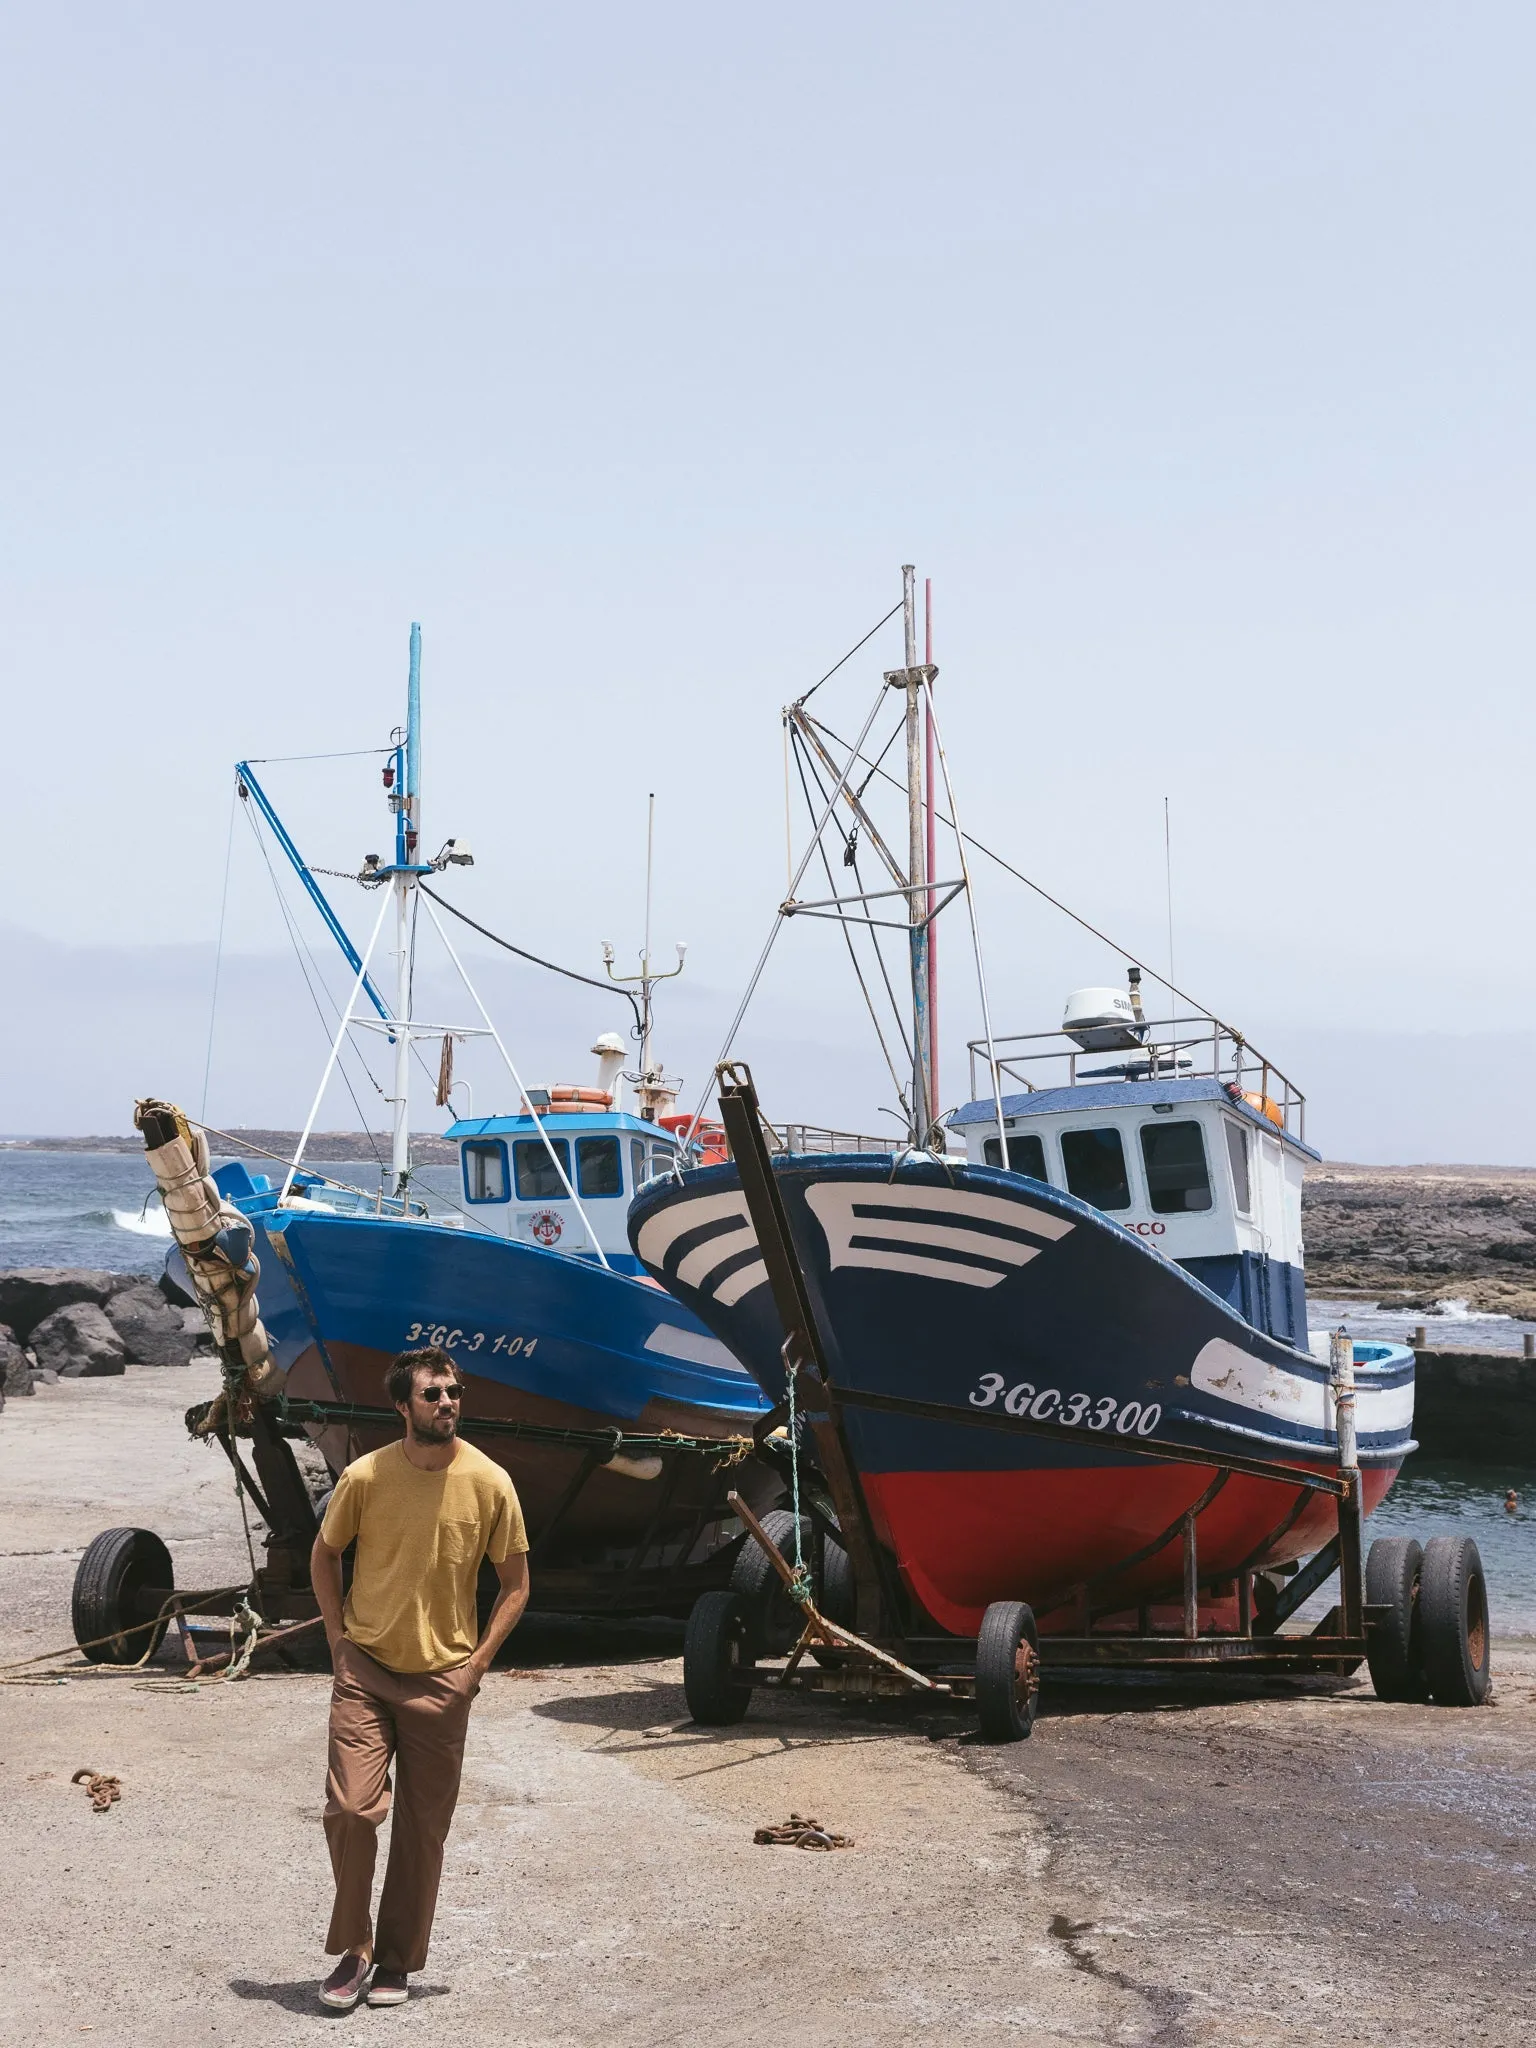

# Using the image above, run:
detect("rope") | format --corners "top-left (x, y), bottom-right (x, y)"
top-left (781, 1341), bottom-right (811, 1606)
top-left (72, 1769), bottom-right (122, 1813)
top-left (753, 1814), bottom-right (853, 1850)
top-left (0, 1587), bottom-right (248, 1680)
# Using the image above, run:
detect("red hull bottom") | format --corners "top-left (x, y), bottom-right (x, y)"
top-left (866, 1463), bottom-right (1400, 1637)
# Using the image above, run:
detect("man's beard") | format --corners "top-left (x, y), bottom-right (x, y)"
top-left (409, 1413), bottom-right (458, 1444)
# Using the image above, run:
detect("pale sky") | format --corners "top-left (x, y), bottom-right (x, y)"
top-left (5, 6), bottom-right (1534, 1158)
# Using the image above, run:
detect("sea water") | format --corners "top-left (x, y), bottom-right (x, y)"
top-left (3, 1150), bottom-right (1532, 1636)
top-left (0, 1149), bottom-right (464, 1273)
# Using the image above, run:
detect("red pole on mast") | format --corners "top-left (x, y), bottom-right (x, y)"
top-left (924, 578), bottom-right (939, 1120)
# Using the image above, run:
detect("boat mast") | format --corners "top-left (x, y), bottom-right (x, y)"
top-left (390, 622), bottom-right (423, 1195)
top-left (897, 565), bottom-right (933, 1146)
top-left (641, 790), bottom-right (655, 1085)
top-left (924, 577), bottom-right (939, 1124)
top-left (603, 791), bottom-right (686, 1119)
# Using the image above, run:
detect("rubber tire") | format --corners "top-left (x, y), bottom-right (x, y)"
top-left (72, 1526), bottom-right (175, 1665)
top-left (683, 1590), bottom-right (754, 1726)
top-left (729, 1510), bottom-right (812, 1656)
top-left (819, 1533), bottom-right (855, 1630)
top-left (1420, 1534), bottom-right (1492, 1707)
top-left (975, 1599), bottom-right (1040, 1743)
top-left (1364, 1536), bottom-right (1427, 1702)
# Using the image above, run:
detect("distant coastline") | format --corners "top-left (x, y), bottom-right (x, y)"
top-left (0, 1130), bottom-right (459, 1164)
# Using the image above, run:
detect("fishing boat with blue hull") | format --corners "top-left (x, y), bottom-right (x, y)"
top-left (158, 625), bottom-right (779, 1605)
top-left (262, 1104), bottom-right (773, 1552)
top-left (627, 566), bottom-right (1419, 1652)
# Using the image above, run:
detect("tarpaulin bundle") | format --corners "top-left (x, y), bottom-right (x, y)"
top-left (132, 1098), bottom-right (284, 1401)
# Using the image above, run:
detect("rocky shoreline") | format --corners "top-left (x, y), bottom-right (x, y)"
top-left (1302, 1162), bottom-right (1536, 1319)
top-left (0, 1266), bottom-right (209, 1410)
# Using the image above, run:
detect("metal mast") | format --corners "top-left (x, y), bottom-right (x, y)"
top-left (889, 565), bottom-right (934, 1146)
top-left (389, 622), bottom-right (423, 1195)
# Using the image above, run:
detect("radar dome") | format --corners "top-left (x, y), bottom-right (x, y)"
top-left (1062, 987), bottom-right (1146, 1053)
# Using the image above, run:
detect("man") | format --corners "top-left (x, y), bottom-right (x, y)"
top-left (311, 1345), bottom-right (530, 2011)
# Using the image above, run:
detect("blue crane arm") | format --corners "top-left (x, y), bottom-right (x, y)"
top-left (235, 762), bottom-right (391, 1021)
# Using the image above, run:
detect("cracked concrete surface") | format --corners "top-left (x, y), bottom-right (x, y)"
top-left (2, 1367), bottom-right (1531, 2045)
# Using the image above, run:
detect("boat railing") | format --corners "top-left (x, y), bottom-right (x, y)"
top-left (964, 1014), bottom-right (1307, 1144)
top-left (765, 1122), bottom-right (892, 1156)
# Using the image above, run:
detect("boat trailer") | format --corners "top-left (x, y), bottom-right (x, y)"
top-left (680, 1066), bottom-right (1493, 1741)
top-left (70, 1390), bottom-right (772, 1674)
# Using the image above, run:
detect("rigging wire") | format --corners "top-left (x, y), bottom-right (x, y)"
top-left (804, 712), bottom-right (1229, 1026)
top-left (200, 778), bottom-right (239, 1121)
top-left (795, 600), bottom-right (904, 707)
top-left (788, 723), bottom-right (912, 1107)
top-left (241, 801), bottom-right (389, 1167)
top-left (241, 747), bottom-right (395, 764)
top-left (418, 884), bottom-right (644, 1037)
top-left (793, 716), bottom-right (918, 1046)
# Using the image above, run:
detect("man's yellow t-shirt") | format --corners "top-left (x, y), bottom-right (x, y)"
top-left (320, 1439), bottom-right (528, 1674)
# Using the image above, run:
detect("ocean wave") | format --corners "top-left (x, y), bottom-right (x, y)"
top-left (112, 1203), bottom-right (172, 1238)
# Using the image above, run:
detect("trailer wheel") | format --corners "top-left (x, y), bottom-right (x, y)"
top-left (72, 1527), bottom-right (174, 1665)
top-left (684, 1591), bottom-right (755, 1726)
top-left (1364, 1536), bottom-right (1427, 1701)
top-left (1419, 1534), bottom-right (1492, 1706)
top-left (975, 1600), bottom-right (1040, 1743)
top-left (729, 1510), bottom-right (812, 1655)
top-left (819, 1533), bottom-right (854, 1630)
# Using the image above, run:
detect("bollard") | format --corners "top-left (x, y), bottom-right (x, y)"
top-left (1525, 1334), bottom-right (1534, 1362)
top-left (1413, 1325), bottom-right (1427, 1349)
top-left (1331, 1326), bottom-right (1364, 1638)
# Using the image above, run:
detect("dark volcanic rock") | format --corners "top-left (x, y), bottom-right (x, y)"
top-left (0, 1323), bottom-right (34, 1395)
top-left (30, 1302), bottom-right (127, 1377)
top-left (1302, 1167), bottom-right (1536, 1315)
top-left (0, 1269), bottom-right (134, 1342)
top-left (158, 1266), bottom-right (196, 1310)
top-left (103, 1283), bottom-right (197, 1367)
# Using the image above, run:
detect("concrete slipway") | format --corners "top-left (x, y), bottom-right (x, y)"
top-left (1, 1366), bottom-right (1533, 2046)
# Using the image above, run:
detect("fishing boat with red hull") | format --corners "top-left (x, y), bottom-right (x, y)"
top-left (629, 1066), bottom-right (1414, 1637)
top-left (622, 567), bottom-right (1486, 1734)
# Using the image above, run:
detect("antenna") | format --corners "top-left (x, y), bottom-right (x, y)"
top-left (1164, 796), bottom-right (1175, 1006)
top-left (924, 577), bottom-right (938, 1121)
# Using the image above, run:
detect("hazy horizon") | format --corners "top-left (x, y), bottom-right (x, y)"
top-left (5, 7), bottom-right (1533, 1161)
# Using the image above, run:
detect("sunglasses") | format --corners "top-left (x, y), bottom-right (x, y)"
top-left (419, 1385), bottom-right (465, 1405)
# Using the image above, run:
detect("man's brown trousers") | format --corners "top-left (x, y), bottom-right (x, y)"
top-left (324, 1639), bottom-right (479, 1973)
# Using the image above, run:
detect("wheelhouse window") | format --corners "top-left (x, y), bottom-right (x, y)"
top-left (513, 1137), bottom-right (570, 1201)
top-left (1224, 1120), bottom-right (1252, 1215)
top-left (576, 1136), bottom-right (622, 1198)
top-left (462, 1140), bottom-right (508, 1203)
top-left (1060, 1127), bottom-right (1132, 1211)
top-left (1140, 1121), bottom-right (1213, 1214)
top-left (630, 1137), bottom-right (676, 1188)
top-left (982, 1132), bottom-right (1048, 1180)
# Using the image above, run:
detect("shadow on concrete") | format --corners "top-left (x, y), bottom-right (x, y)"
top-left (228, 1977), bottom-right (450, 2014)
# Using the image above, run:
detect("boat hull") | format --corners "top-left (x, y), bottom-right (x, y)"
top-left (629, 1155), bottom-right (1415, 1634)
top-left (263, 1208), bottom-right (773, 1559)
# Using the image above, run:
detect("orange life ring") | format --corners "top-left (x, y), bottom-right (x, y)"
top-left (549, 1086), bottom-right (613, 1106)
top-left (1242, 1091), bottom-right (1285, 1128)
top-left (658, 1112), bottom-right (729, 1161)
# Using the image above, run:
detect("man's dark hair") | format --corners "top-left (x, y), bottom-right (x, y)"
top-left (386, 1346), bottom-right (463, 1408)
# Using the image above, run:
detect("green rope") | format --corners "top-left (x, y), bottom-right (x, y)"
top-left (784, 1353), bottom-right (813, 1607)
